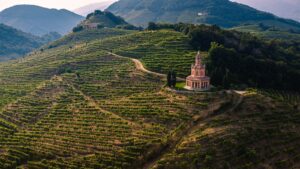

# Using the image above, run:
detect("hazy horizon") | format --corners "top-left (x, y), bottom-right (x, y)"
top-left (0, 0), bottom-right (116, 11)
top-left (233, 0), bottom-right (300, 21)
top-left (0, 0), bottom-right (299, 22)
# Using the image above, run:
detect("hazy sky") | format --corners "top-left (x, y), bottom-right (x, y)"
top-left (0, 0), bottom-right (113, 11)
top-left (232, 0), bottom-right (300, 21)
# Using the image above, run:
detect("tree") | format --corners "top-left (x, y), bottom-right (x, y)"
top-left (167, 71), bottom-right (177, 88)
top-left (86, 13), bottom-right (93, 19)
top-left (94, 10), bottom-right (103, 15)
top-left (167, 71), bottom-right (172, 87)
top-left (97, 24), bottom-right (104, 29)
top-left (171, 71), bottom-right (177, 88)
top-left (73, 26), bottom-right (83, 32)
top-left (207, 42), bottom-right (239, 88)
top-left (148, 22), bottom-right (158, 30)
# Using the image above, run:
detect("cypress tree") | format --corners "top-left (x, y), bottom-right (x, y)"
top-left (167, 71), bottom-right (172, 87)
top-left (171, 71), bottom-right (177, 87)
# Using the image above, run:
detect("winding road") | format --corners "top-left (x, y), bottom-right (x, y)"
top-left (109, 52), bottom-right (185, 81)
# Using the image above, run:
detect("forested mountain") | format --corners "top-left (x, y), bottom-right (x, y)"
top-left (107, 0), bottom-right (300, 31)
top-left (0, 5), bottom-right (84, 36)
top-left (0, 24), bottom-right (56, 61)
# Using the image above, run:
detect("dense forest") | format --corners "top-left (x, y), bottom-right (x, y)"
top-left (148, 23), bottom-right (300, 91)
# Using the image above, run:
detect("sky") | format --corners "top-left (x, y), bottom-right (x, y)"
top-left (232, 0), bottom-right (300, 21)
top-left (0, 0), bottom-right (114, 11)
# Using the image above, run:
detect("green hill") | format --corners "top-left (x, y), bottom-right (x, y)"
top-left (0, 5), bottom-right (84, 36)
top-left (73, 10), bottom-right (139, 32)
top-left (152, 90), bottom-right (300, 169)
top-left (107, 0), bottom-right (300, 31)
top-left (0, 24), bottom-right (56, 61)
top-left (46, 28), bottom-right (135, 49)
top-left (0, 27), bottom-right (299, 169)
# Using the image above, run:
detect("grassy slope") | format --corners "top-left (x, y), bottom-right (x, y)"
top-left (45, 28), bottom-right (135, 49)
top-left (153, 91), bottom-right (300, 169)
top-left (0, 28), bottom-right (299, 169)
top-left (0, 29), bottom-right (216, 168)
top-left (51, 28), bottom-right (200, 78)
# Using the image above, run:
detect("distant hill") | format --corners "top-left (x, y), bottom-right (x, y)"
top-left (0, 24), bottom-right (60, 61)
top-left (107, 0), bottom-right (300, 31)
top-left (0, 5), bottom-right (84, 36)
top-left (73, 10), bottom-right (139, 32)
top-left (73, 0), bottom-right (117, 16)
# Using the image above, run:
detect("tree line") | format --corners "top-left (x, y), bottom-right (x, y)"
top-left (148, 22), bottom-right (300, 91)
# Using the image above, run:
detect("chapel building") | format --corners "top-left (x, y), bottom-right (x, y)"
top-left (185, 51), bottom-right (210, 91)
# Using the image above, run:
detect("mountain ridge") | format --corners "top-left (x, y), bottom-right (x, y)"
top-left (0, 23), bottom-right (58, 61)
top-left (107, 0), bottom-right (300, 30)
top-left (0, 5), bottom-right (84, 36)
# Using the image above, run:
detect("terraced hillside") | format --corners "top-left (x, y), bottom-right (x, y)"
top-left (0, 28), bottom-right (299, 169)
top-left (152, 91), bottom-right (300, 169)
top-left (0, 29), bottom-right (224, 168)
top-left (50, 29), bottom-right (197, 78)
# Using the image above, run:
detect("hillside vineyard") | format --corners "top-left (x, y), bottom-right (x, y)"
top-left (0, 28), bottom-right (299, 169)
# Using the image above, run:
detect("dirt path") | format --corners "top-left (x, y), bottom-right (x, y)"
top-left (109, 52), bottom-right (185, 81)
top-left (143, 92), bottom-right (244, 169)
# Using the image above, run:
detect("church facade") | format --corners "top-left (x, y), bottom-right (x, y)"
top-left (185, 51), bottom-right (210, 91)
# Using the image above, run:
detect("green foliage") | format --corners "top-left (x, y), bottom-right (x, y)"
top-left (149, 23), bottom-right (300, 91)
top-left (167, 71), bottom-right (177, 87)
top-left (232, 23), bottom-right (300, 41)
top-left (49, 28), bottom-right (135, 48)
top-left (206, 41), bottom-right (300, 91)
top-left (72, 25), bottom-right (84, 32)
top-left (0, 24), bottom-right (57, 61)
top-left (82, 10), bottom-right (139, 30)
top-left (207, 43), bottom-right (239, 89)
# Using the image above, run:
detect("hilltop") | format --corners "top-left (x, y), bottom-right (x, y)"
top-left (0, 5), bottom-right (84, 36)
top-left (73, 10), bottom-right (139, 32)
top-left (0, 24), bottom-right (60, 61)
top-left (107, 0), bottom-right (300, 31)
